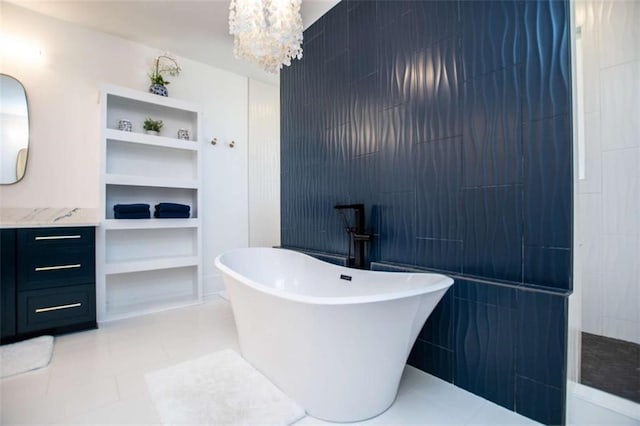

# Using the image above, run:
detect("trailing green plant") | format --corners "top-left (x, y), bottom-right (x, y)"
top-left (148, 53), bottom-right (181, 86)
top-left (143, 117), bottom-right (164, 132)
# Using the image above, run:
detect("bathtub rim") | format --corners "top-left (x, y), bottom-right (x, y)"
top-left (214, 247), bottom-right (454, 306)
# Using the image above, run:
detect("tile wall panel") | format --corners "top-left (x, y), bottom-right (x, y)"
top-left (379, 105), bottom-right (417, 193)
top-left (414, 37), bottom-right (462, 143)
top-left (409, 338), bottom-right (454, 383)
top-left (454, 296), bottom-right (515, 409)
top-left (460, 0), bottom-right (523, 79)
top-left (350, 73), bottom-right (380, 156)
top-left (419, 287), bottom-right (454, 349)
top-left (515, 376), bottom-right (564, 425)
top-left (524, 114), bottom-right (572, 249)
top-left (463, 66), bottom-right (522, 187)
top-left (282, 1), bottom-right (572, 423)
top-left (323, 1), bottom-right (348, 59)
top-left (347, 153), bottom-right (381, 209)
top-left (348, 1), bottom-right (377, 82)
top-left (524, 246), bottom-right (571, 289)
top-left (415, 137), bottom-right (462, 240)
top-left (597, 0), bottom-right (639, 68)
top-left (600, 61), bottom-right (640, 152)
top-left (601, 234), bottom-right (640, 343)
top-left (523, 0), bottom-right (570, 121)
top-left (462, 186), bottom-right (523, 283)
top-left (378, 12), bottom-right (416, 110)
top-left (303, 35), bottom-right (326, 110)
top-left (515, 289), bottom-right (567, 389)
top-left (379, 191), bottom-right (415, 265)
top-left (323, 123), bottom-right (351, 171)
top-left (455, 278), bottom-right (517, 309)
top-left (414, 0), bottom-right (459, 45)
top-left (602, 147), bottom-right (640, 236)
top-left (347, 152), bottom-right (382, 262)
top-left (325, 52), bottom-right (351, 129)
top-left (415, 238), bottom-right (463, 273)
top-left (376, 1), bottom-right (413, 28)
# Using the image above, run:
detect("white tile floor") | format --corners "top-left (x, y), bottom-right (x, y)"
top-left (0, 297), bottom-right (541, 425)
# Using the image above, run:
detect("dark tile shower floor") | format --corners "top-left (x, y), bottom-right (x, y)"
top-left (581, 332), bottom-right (640, 403)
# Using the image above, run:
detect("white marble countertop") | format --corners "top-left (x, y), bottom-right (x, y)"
top-left (0, 208), bottom-right (100, 228)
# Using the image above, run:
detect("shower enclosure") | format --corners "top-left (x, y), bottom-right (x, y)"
top-left (569, 0), bottom-right (639, 423)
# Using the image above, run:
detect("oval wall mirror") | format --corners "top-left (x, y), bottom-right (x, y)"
top-left (0, 74), bottom-right (29, 184)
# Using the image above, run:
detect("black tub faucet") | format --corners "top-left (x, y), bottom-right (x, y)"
top-left (334, 204), bottom-right (373, 269)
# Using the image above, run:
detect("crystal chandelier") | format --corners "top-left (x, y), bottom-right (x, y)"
top-left (229, 0), bottom-right (304, 73)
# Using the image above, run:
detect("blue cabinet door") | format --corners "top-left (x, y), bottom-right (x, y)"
top-left (1, 230), bottom-right (17, 339)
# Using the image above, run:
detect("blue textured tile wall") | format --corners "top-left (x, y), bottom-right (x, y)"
top-left (281, 1), bottom-right (572, 424)
top-left (372, 267), bottom-right (569, 425)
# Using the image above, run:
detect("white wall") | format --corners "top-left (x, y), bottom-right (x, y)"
top-left (0, 3), bottom-right (252, 295)
top-left (201, 80), bottom-right (249, 295)
top-left (248, 79), bottom-right (280, 248)
top-left (575, 0), bottom-right (639, 344)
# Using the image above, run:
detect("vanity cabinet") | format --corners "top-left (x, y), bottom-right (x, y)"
top-left (1, 230), bottom-right (17, 338)
top-left (0, 226), bottom-right (96, 343)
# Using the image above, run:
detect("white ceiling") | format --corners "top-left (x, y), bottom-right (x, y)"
top-left (8, 0), bottom-right (339, 85)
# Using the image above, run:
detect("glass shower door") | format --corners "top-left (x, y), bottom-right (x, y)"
top-left (569, 0), bottom-right (640, 423)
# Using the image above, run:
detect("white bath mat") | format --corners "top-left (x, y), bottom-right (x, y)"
top-left (0, 335), bottom-right (54, 378)
top-left (145, 349), bottom-right (305, 425)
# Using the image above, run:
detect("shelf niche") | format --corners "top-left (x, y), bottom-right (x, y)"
top-left (106, 94), bottom-right (198, 140)
top-left (106, 227), bottom-right (197, 264)
top-left (98, 85), bottom-right (203, 323)
top-left (105, 267), bottom-right (198, 319)
top-left (105, 185), bottom-right (197, 220)
top-left (106, 140), bottom-right (197, 180)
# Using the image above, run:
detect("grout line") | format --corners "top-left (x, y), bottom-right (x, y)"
top-left (598, 58), bottom-right (639, 71)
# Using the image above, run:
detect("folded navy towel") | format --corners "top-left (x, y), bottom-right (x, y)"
top-left (113, 203), bottom-right (150, 214)
top-left (154, 211), bottom-right (190, 219)
top-left (155, 203), bottom-right (190, 213)
top-left (115, 211), bottom-right (151, 219)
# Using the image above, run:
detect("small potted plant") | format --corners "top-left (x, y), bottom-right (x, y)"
top-left (143, 117), bottom-right (163, 135)
top-left (148, 52), bottom-right (181, 97)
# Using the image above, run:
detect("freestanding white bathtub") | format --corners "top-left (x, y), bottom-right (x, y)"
top-left (214, 247), bottom-right (453, 422)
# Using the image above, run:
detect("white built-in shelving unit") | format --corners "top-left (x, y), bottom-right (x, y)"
top-left (97, 85), bottom-right (203, 322)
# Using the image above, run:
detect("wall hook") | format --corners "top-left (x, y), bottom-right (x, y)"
top-left (229, 140), bottom-right (235, 148)
top-left (211, 137), bottom-right (218, 146)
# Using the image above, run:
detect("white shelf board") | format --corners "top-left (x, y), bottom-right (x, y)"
top-left (105, 256), bottom-right (198, 275)
top-left (105, 129), bottom-right (199, 151)
top-left (102, 298), bottom-right (202, 323)
top-left (105, 174), bottom-right (198, 189)
top-left (102, 218), bottom-right (199, 230)
top-left (102, 84), bottom-right (200, 113)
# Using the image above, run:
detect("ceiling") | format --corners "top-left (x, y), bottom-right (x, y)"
top-left (7, 0), bottom-right (339, 84)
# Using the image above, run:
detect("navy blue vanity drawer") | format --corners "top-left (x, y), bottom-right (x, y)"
top-left (1, 230), bottom-right (17, 339)
top-left (17, 284), bottom-right (96, 334)
top-left (17, 246), bottom-right (95, 290)
top-left (18, 227), bottom-right (94, 249)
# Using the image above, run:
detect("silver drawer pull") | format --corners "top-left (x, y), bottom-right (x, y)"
top-left (35, 235), bottom-right (81, 241)
top-left (35, 303), bottom-right (82, 313)
top-left (35, 264), bottom-right (81, 272)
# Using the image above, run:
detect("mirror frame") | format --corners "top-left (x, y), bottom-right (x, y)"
top-left (0, 73), bottom-right (30, 185)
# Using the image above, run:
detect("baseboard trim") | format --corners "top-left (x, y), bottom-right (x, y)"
top-left (569, 380), bottom-right (640, 420)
